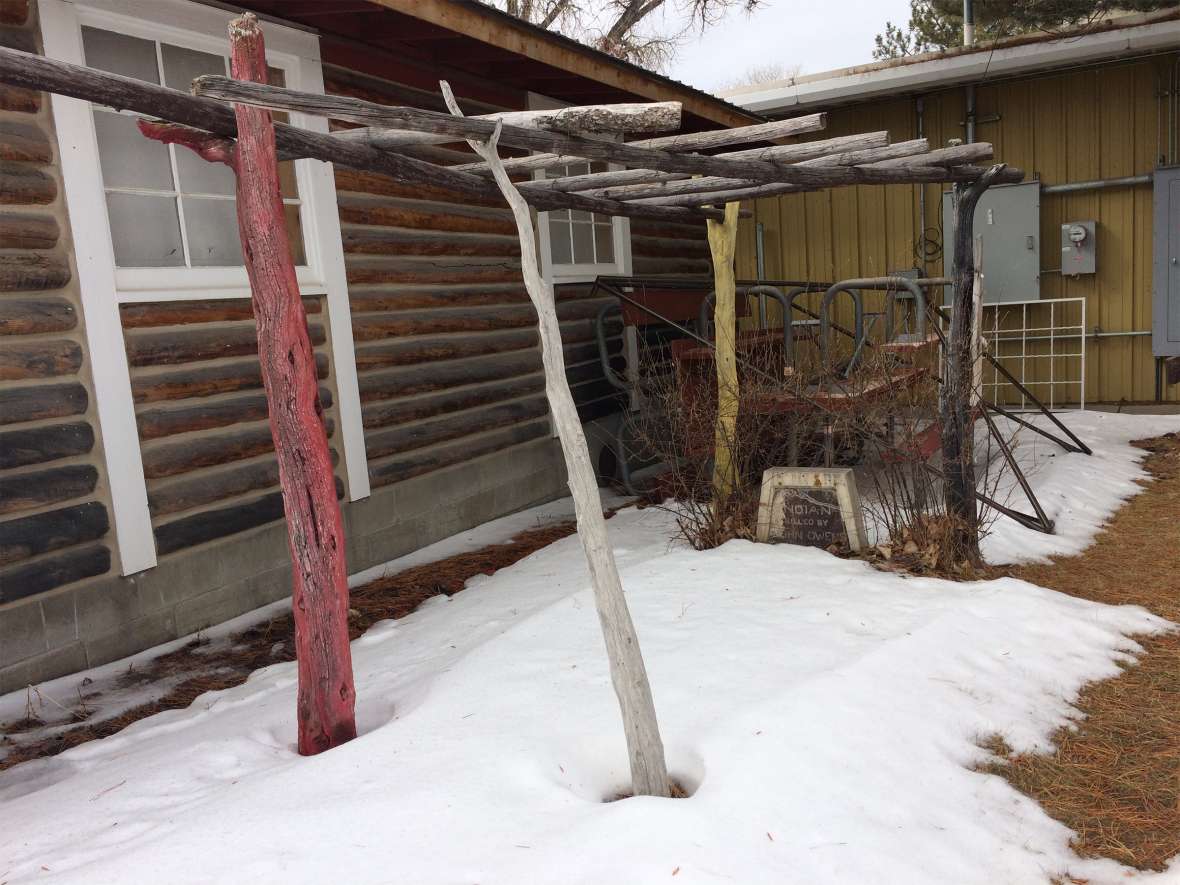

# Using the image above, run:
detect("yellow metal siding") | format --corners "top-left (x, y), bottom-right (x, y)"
top-left (737, 52), bottom-right (1180, 404)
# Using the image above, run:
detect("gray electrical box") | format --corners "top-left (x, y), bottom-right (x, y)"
top-left (942, 180), bottom-right (1040, 304)
top-left (1061, 221), bottom-right (1096, 275)
top-left (1153, 167), bottom-right (1180, 357)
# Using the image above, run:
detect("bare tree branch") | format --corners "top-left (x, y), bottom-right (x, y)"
top-left (485, 0), bottom-right (764, 70)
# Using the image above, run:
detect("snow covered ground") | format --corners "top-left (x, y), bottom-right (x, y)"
top-left (0, 411), bottom-right (1177, 884)
top-left (980, 410), bottom-right (1179, 564)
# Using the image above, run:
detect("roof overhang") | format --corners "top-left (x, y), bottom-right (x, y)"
top-left (727, 10), bottom-right (1180, 115)
top-left (357, 0), bottom-right (761, 130)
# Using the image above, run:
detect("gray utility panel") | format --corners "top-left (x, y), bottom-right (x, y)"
top-left (1153, 167), bottom-right (1180, 358)
top-left (942, 180), bottom-right (1040, 304)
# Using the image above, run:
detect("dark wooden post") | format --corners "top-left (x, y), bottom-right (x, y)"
top-left (140, 12), bottom-right (357, 755)
top-left (940, 164), bottom-right (1005, 563)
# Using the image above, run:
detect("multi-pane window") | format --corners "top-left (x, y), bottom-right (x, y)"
top-left (543, 161), bottom-right (616, 267)
top-left (80, 26), bottom-right (305, 269)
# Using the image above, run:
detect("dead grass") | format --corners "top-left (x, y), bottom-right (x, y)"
top-left (0, 518), bottom-right (580, 772)
top-left (979, 432), bottom-right (1180, 872)
top-left (605, 778), bottom-right (692, 802)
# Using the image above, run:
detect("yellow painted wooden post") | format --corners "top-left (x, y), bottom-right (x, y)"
top-left (707, 202), bottom-right (741, 506)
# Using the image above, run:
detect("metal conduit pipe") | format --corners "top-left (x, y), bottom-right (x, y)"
top-left (963, 0), bottom-right (976, 144)
top-left (1042, 174), bottom-right (1152, 195)
top-left (916, 96), bottom-right (928, 276)
top-left (754, 222), bottom-right (768, 328)
top-left (1090, 329), bottom-right (1152, 338)
top-left (965, 83), bottom-right (976, 144)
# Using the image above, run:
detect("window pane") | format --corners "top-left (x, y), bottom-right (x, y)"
top-left (548, 218), bottom-right (572, 264)
top-left (594, 223), bottom-right (615, 263)
top-left (82, 28), bottom-right (159, 84)
top-left (284, 204), bottom-right (306, 266)
top-left (161, 43), bottom-right (225, 91)
top-left (590, 161), bottom-right (608, 174)
top-left (107, 193), bottom-right (183, 266)
top-left (572, 221), bottom-right (594, 264)
top-left (183, 198), bottom-right (244, 266)
top-left (570, 210), bottom-right (592, 224)
top-left (175, 145), bottom-right (236, 196)
top-left (93, 111), bottom-right (174, 191)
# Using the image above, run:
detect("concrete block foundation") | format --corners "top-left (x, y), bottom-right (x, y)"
top-left (0, 437), bottom-right (567, 695)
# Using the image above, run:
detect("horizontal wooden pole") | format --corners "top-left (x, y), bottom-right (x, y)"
top-left (452, 113), bottom-right (830, 176)
top-left (636, 160), bottom-right (1024, 207)
top-left (193, 76), bottom-right (850, 187)
top-left (0, 47), bottom-right (724, 223)
top-left (594, 139), bottom-right (930, 202)
top-left (336, 100), bottom-right (682, 148)
top-left (522, 132), bottom-right (889, 194)
top-left (866, 141), bottom-right (993, 168)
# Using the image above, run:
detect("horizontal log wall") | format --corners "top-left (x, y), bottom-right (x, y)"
top-left (120, 296), bottom-right (341, 556)
top-left (554, 216), bottom-right (711, 425)
top-left (328, 65), bottom-right (572, 489)
top-left (0, 1), bottom-right (112, 604)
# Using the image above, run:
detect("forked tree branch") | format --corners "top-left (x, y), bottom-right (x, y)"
top-left (438, 78), bottom-right (672, 799)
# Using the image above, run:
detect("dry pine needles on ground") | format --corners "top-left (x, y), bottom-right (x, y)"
top-left (0, 520), bottom-right (579, 771)
top-left (981, 432), bottom-right (1180, 871)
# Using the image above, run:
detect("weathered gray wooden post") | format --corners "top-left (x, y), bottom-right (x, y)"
top-left (439, 84), bottom-right (672, 798)
top-left (940, 163), bottom-right (1005, 563)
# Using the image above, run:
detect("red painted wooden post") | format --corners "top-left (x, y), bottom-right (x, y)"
top-left (139, 12), bottom-right (357, 755)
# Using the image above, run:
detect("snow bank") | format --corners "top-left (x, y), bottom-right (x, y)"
top-left (981, 410), bottom-right (1179, 563)
top-left (1, 498), bottom-right (1175, 883)
top-left (0, 494), bottom-right (613, 740)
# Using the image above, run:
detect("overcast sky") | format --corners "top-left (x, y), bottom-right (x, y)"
top-left (664, 0), bottom-right (913, 93)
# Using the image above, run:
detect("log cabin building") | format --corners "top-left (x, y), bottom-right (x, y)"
top-left (0, 0), bottom-right (758, 690)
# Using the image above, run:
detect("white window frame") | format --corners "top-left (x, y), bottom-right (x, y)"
top-left (40, 0), bottom-right (370, 577)
top-left (526, 92), bottom-right (631, 285)
top-left (535, 164), bottom-right (633, 285)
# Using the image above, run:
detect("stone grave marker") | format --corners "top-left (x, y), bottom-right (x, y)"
top-left (755, 467), bottom-right (868, 552)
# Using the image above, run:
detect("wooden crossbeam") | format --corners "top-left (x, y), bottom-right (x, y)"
top-left (588, 139), bottom-right (931, 202)
top-left (0, 44), bottom-right (1019, 223)
top-left (0, 46), bottom-right (728, 223)
top-left (192, 76), bottom-right (1017, 196)
top-left (866, 142), bottom-right (993, 169)
top-left (635, 161), bottom-right (1025, 208)
top-left (193, 76), bottom-right (858, 187)
top-left (522, 132), bottom-right (889, 194)
top-left (335, 100), bottom-right (682, 149)
top-left (452, 114), bottom-right (830, 176)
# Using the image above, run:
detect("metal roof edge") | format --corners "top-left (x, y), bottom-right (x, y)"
top-left (727, 11), bottom-right (1180, 115)
top-left (365, 0), bottom-right (764, 128)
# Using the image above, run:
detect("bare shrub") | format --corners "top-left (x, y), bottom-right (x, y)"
top-left (626, 292), bottom-right (1024, 571)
